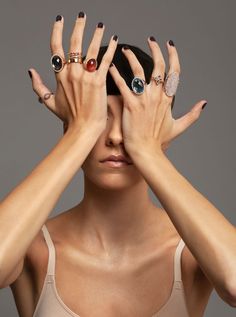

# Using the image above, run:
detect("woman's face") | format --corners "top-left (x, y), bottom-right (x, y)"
top-left (81, 95), bottom-right (144, 190)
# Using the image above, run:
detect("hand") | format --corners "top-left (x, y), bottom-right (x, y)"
top-left (108, 39), bottom-right (207, 157)
top-left (28, 14), bottom-right (118, 135)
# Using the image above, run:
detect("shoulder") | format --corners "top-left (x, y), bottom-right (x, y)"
top-left (161, 209), bottom-right (214, 310)
top-left (9, 210), bottom-right (71, 290)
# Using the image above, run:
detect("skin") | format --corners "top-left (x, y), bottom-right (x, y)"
top-left (3, 11), bottom-right (236, 317)
top-left (9, 94), bottom-right (213, 317)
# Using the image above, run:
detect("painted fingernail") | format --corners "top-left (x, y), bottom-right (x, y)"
top-left (202, 102), bottom-right (207, 110)
top-left (169, 40), bottom-right (175, 46)
top-left (78, 11), bottom-right (85, 18)
top-left (123, 45), bottom-right (129, 50)
top-left (110, 63), bottom-right (114, 67)
top-left (113, 35), bottom-right (118, 41)
top-left (97, 22), bottom-right (104, 28)
top-left (56, 15), bottom-right (62, 21)
top-left (28, 70), bottom-right (32, 78)
top-left (150, 36), bottom-right (156, 42)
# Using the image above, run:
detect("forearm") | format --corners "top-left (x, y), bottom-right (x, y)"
top-left (0, 126), bottom-right (98, 278)
top-left (134, 149), bottom-right (236, 300)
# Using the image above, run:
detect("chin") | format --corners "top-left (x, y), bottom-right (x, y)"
top-left (83, 169), bottom-right (143, 190)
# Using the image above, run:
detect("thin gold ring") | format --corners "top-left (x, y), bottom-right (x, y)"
top-left (67, 52), bottom-right (83, 64)
top-left (151, 75), bottom-right (164, 86)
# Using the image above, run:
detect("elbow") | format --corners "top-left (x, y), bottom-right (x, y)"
top-left (222, 277), bottom-right (236, 307)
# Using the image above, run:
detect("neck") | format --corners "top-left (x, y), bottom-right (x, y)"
top-left (71, 177), bottom-right (164, 259)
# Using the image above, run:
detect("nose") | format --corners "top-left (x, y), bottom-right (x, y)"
top-left (105, 117), bottom-right (124, 147)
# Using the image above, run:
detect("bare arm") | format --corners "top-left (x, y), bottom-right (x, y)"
top-left (0, 12), bottom-right (118, 287)
top-left (0, 126), bottom-right (98, 286)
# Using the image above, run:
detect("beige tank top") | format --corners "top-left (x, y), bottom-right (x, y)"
top-left (32, 224), bottom-right (190, 317)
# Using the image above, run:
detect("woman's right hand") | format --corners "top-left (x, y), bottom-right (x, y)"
top-left (28, 13), bottom-right (118, 135)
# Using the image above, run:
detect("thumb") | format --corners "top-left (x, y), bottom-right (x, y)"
top-left (172, 100), bottom-right (207, 138)
top-left (28, 68), bottom-right (56, 115)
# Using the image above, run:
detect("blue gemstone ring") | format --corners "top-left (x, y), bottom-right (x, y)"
top-left (131, 77), bottom-right (146, 95)
top-left (50, 54), bottom-right (66, 73)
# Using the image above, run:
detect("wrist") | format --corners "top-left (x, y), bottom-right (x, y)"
top-left (126, 141), bottom-right (165, 163)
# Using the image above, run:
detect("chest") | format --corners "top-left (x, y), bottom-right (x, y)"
top-left (36, 242), bottom-right (178, 317)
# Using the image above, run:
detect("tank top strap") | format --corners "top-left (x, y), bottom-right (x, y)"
top-left (41, 224), bottom-right (56, 276)
top-left (174, 238), bottom-right (185, 282)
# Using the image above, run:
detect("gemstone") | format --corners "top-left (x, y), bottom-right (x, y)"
top-left (131, 77), bottom-right (145, 95)
top-left (85, 58), bottom-right (97, 72)
top-left (164, 72), bottom-right (180, 97)
top-left (51, 54), bottom-right (64, 72)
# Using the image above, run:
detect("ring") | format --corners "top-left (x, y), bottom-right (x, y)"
top-left (83, 58), bottom-right (97, 72)
top-left (163, 71), bottom-right (180, 97)
top-left (50, 54), bottom-right (66, 73)
top-left (131, 77), bottom-right (146, 95)
top-left (67, 52), bottom-right (83, 64)
top-left (151, 75), bottom-right (164, 86)
top-left (38, 92), bottom-right (54, 103)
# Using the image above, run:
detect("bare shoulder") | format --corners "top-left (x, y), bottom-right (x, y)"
top-left (160, 208), bottom-right (214, 315)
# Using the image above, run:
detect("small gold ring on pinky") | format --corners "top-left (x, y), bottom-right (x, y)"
top-left (38, 92), bottom-right (54, 103)
top-left (151, 75), bottom-right (164, 86)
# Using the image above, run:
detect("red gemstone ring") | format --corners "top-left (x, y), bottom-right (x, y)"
top-left (83, 58), bottom-right (97, 72)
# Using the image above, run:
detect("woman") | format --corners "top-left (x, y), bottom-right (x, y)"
top-left (0, 12), bottom-right (235, 317)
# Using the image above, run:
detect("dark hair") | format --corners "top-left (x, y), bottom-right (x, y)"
top-left (94, 43), bottom-right (175, 110)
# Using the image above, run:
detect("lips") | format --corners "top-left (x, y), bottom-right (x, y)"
top-left (100, 154), bottom-right (132, 164)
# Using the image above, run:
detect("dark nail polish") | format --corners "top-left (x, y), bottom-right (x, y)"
top-left (97, 22), bottom-right (103, 28)
top-left (123, 45), bottom-right (129, 50)
top-left (28, 70), bottom-right (32, 78)
top-left (113, 35), bottom-right (118, 41)
top-left (169, 40), bottom-right (175, 46)
top-left (110, 63), bottom-right (114, 67)
top-left (202, 102), bottom-right (207, 110)
top-left (150, 36), bottom-right (156, 42)
top-left (78, 11), bottom-right (85, 18)
top-left (56, 15), bottom-right (62, 21)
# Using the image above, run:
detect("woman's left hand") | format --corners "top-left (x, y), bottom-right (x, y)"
top-left (108, 38), bottom-right (207, 158)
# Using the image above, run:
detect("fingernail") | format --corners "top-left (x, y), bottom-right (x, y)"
top-left (169, 40), bottom-right (175, 46)
top-left (78, 11), bottom-right (85, 18)
top-left (110, 63), bottom-right (114, 67)
top-left (123, 45), bottom-right (129, 50)
top-left (149, 36), bottom-right (156, 42)
top-left (97, 22), bottom-right (104, 28)
top-left (28, 70), bottom-right (32, 78)
top-left (202, 102), bottom-right (207, 110)
top-left (56, 15), bottom-right (62, 21)
top-left (113, 35), bottom-right (118, 41)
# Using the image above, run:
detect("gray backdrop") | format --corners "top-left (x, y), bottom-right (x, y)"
top-left (0, 0), bottom-right (235, 316)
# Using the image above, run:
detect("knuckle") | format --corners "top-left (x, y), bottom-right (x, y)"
top-left (67, 69), bottom-right (78, 82)
top-left (159, 60), bottom-right (166, 70)
top-left (101, 55), bottom-right (111, 66)
top-left (70, 37), bottom-right (79, 48)
top-left (50, 42), bottom-right (62, 53)
top-left (95, 75), bottom-right (105, 86)
top-left (191, 110), bottom-right (200, 120)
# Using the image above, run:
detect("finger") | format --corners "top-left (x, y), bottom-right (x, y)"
top-left (108, 63), bottom-right (133, 103)
top-left (69, 12), bottom-right (87, 54)
top-left (121, 45), bottom-right (145, 79)
top-left (166, 40), bottom-right (181, 75)
top-left (160, 41), bottom-right (181, 106)
top-left (172, 100), bottom-right (207, 138)
top-left (50, 15), bottom-right (66, 80)
top-left (147, 36), bottom-right (166, 90)
top-left (85, 21), bottom-right (106, 61)
top-left (97, 34), bottom-right (118, 79)
top-left (29, 68), bottom-right (56, 114)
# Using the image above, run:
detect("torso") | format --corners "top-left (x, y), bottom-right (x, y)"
top-left (10, 207), bottom-right (213, 317)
